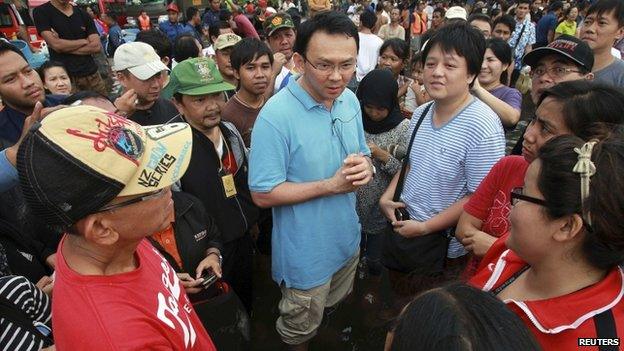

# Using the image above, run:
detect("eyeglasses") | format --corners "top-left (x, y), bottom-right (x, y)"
top-left (303, 56), bottom-right (356, 75)
top-left (97, 188), bottom-right (167, 212)
top-left (510, 187), bottom-right (548, 207)
top-left (530, 66), bottom-right (582, 79)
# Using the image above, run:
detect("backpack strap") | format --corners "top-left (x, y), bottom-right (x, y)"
top-left (594, 309), bottom-right (619, 351)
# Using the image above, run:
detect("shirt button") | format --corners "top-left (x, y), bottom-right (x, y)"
top-left (165, 239), bottom-right (171, 244)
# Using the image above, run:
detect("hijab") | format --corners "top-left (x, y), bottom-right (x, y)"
top-left (357, 69), bottom-right (405, 134)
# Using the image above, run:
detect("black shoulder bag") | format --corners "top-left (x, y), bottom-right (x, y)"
top-left (382, 102), bottom-right (450, 275)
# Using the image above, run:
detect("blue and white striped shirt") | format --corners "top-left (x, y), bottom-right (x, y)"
top-left (403, 98), bottom-right (505, 257)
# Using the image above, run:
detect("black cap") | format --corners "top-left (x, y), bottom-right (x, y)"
top-left (522, 35), bottom-right (594, 72)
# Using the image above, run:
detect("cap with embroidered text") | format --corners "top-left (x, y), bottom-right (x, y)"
top-left (17, 106), bottom-right (192, 228)
top-left (162, 57), bottom-right (235, 99)
top-left (523, 34), bottom-right (594, 72)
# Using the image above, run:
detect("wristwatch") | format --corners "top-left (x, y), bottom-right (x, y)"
top-left (207, 251), bottom-right (223, 266)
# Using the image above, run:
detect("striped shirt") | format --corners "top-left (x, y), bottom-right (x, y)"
top-left (403, 98), bottom-right (505, 257)
top-left (0, 275), bottom-right (51, 351)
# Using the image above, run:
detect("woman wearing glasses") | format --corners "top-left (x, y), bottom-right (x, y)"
top-left (470, 134), bottom-right (624, 350)
top-left (457, 80), bottom-right (624, 278)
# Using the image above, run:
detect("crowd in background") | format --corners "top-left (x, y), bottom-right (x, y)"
top-left (0, 0), bottom-right (623, 350)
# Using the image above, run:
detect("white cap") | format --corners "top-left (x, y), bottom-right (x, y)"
top-left (445, 6), bottom-right (467, 20)
top-left (113, 42), bottom-right (169, 80)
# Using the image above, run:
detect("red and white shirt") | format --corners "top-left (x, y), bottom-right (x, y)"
top-left (53, 236), bottom-right (216, 350)
top-left (462, 156), bottom-right (529, 278)
top-left (470, 237), bottom-right (624, 351)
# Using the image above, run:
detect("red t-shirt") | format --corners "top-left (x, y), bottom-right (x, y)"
top-left (234, 14), bottom-right (260, 39)
top-left (470, 239), bottom-right (624, 351)
top-left (53, 236), bottom-right (216, 351)
top-left (462, 156), bottom-right (529, 278)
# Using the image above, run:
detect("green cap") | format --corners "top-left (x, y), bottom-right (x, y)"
top-left (264, 13), bottom-right (295, 37)
top-left (162, 57), bottom-right (235, 99)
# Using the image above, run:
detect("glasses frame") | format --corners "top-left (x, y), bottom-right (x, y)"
top-left (530, 66), bottom-right (582, 79)
top-left (510, 187), bottom-right (548, 207)
top-left (97, 188), bottom-right (166, 212)
top-left (302, 55), bottom-right (356, 75)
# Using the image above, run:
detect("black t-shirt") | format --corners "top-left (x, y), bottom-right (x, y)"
top-left (128, 97), bottom-right (179, 126)
top-left (33, 2), bottom-right (98, 77)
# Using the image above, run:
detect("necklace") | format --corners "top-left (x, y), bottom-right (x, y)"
top-left (235, 94), bottom-right (265, 110)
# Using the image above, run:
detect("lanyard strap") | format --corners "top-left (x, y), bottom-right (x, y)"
top-left (491, 265), bottom-right (529, 296)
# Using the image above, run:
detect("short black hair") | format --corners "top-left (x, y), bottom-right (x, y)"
top-left (517, 0), bottom-right (532, 6)
top-left (294, 11), bottom-right (359, 56)
top-left (587, 0), bottom-right (624, 27)
top-left (209, 20), bottom-right (231, 42)
top-left (391, 283), bottom-right (541, 351)
top-left (230, 37), bottom-right (274, 71)
top-left (220, 9), bottom-right (232, 21)
top-left (106, 11), bottom-right (119, 22)
top-left (360, 10), bottom-right (377, 29)
top-left (135, 29), bottom-right (172, 60)
top-left (63, 91), bottom-right (111, 106)
top-left (493, 14), bottom-right (515, 32)
top-left (548, 0), bottom-right (564, 12)
top-left (421, 21), bottom-right (486, 80)
top-left (38, 60), bottom-right (68, 81)
top-left (0, 40), bottom-right (26, 62)
top-left (468, 13), bottom-right (492, 26)
top-left (433, 7), bottom-right (446, 17)
top-left (186, 6), bottom-right (199, 20)
top-left (173, 34), bottom-right (200, 62)
top-left (380, 38), bottom-right (410, 60)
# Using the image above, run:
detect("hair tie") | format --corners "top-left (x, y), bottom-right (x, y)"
top-left (572, 140), bottom-right (597, 227)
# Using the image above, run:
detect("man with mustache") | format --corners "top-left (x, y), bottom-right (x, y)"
top-left (222, 38), bottom-right (274, 147)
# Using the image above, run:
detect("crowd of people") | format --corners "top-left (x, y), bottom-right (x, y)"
top-left (0, 0), bottom-right (624, 349)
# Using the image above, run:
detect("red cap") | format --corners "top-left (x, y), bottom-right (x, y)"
top-left (166, 3), bottom-right (179, 12)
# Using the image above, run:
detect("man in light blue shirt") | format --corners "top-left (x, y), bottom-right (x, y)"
top-left (248, 12), bottom-right (373, 350)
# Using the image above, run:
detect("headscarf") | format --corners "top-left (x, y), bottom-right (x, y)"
top-left (357, 69), bottom-right (405, 134)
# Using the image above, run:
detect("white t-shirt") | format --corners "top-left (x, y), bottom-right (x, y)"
top-left (274, 65), bottom-right (293, 92)
top-left (356, 32), bottom-right (384, 81)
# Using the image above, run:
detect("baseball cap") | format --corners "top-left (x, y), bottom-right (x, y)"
top-left (264, 13), bottom-right (295, 37)
top-left (162, 57), bottom-right (235, 99)
top-left (166, 3), bottom-right (179, 12)
top-left (522, 35), bottom-right (594, 71)
top-left (17, 106), bottom-right (192, 228)
top-left (113, 42), bottom-right (169, 80)
top-left (214, 33), bottom-right (242, 51)
top-left (445, 6), bottom-right (467, 20)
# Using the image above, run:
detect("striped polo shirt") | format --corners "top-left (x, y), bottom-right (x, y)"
top-left (403, 98), bottom-right (505, 257)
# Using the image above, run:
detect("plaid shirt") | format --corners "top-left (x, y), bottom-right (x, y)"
top-left (508, 16), bottom-right (536, 70)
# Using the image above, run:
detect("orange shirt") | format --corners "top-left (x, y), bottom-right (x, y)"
top-left (151, 224), bottom-right (183, 270)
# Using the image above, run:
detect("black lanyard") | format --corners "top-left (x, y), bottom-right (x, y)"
top-left (491, 265), bottom-right (529, 296)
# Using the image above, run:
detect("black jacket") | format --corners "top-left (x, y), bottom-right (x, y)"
top-left (178, 121), bottom-right (259, 244)
top-left (150, 191), bottom-right (222, 275)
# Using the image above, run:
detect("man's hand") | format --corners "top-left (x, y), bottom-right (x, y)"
top-left (368, 142), bottom-right (390, 163)
top-left (272, 52), bottom-right (287, 76)
top-left (5, 102), bottom-right (63, 166)
top-left (342, 153), bottom-right (373, 186)
top-left (177, 273), bottom-right (204, 294)
top-left (392, 219), bottom-right (430, 237)
top-left (461, 230), bottom-right (496, 257)
top-left (36, 275), bottom-right (54, 296)
top-left (195, 252), bottom-right (222, 280)
top-left (327, 165), bottom-right (358, 194)
top-left (379, 197), bottom-right (406, 223)
top-left (114, 89), bottom-right (138, 115)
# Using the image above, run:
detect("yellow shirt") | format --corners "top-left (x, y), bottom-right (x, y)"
top-left (555, 20), bottom-right (577, 36)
